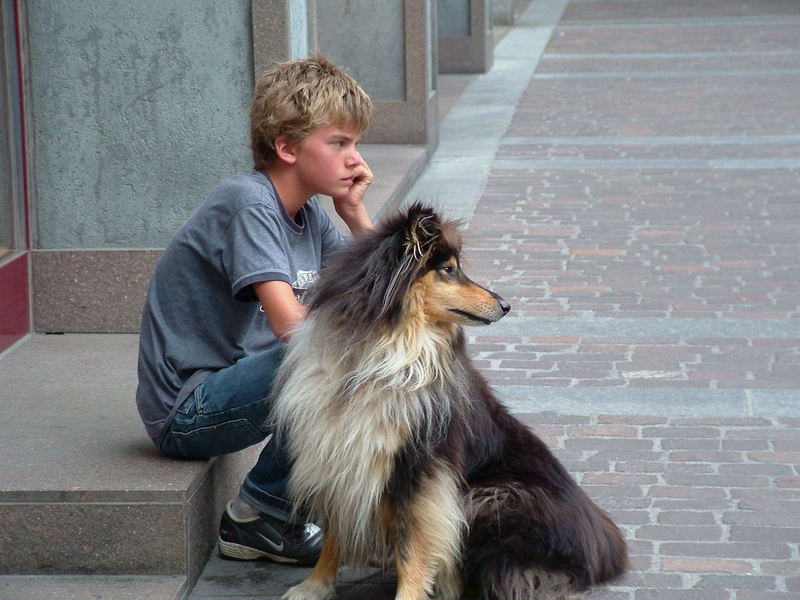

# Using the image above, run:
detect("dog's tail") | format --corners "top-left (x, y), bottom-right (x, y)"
top-left (463, 473), bottom-right (627, 599)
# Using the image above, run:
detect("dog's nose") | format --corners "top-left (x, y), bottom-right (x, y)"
top-left (492, 292), bottom-right (511, 315)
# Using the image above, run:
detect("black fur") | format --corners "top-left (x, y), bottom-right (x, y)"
top-left (304, 204), bottom-right (627, 597)
top-left (307, 204), bottom-right (459, 328)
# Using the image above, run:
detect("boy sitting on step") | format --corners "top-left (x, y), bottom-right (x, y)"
top-left (136, 55), bottom-right (373, 565)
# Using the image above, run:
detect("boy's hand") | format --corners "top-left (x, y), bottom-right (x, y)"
top-left (333, 161), bottom-right (373, 210)
top-left (333, 161), bottom-right (373, 235)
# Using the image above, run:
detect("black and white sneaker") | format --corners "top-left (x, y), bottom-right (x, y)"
top-left (218, 501), bottom-right (323, 566)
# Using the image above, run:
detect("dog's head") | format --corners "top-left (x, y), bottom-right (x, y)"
top-left (308, 203), bottom-right (510, 330)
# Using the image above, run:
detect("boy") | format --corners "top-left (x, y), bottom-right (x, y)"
top-left (135, 56), bottom-right (373, 565)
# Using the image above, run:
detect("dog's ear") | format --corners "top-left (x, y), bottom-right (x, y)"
top-left (403, 206), bottom-right (441, 263)
top-left (307, 203), bottom-right (444, 328)
top-left (373, 204), bottom-right (441, 324)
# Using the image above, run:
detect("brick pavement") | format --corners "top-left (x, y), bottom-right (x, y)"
top-left (521, 414), bottom-right (800, 599)
top-left (459, 0), bottom-right (800, 597)
top-left (468, 334), bottom-right (800, 390)
top-left (191, 0), bottom-right (800, 598)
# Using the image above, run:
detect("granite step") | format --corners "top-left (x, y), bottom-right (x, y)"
top-left (0, 333), bottom-right (265, 597)
top-left (0, 574), bottom-right (187, 600)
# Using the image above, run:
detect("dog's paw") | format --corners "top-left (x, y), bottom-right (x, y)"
top-left (281, 579), bottom-right (336, 600)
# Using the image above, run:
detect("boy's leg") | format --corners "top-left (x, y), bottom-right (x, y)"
top-left (209, 371), bottom-right (323, 565)
top-left (240, 436), bottom-right (293, 517)
top-left (160, 345), bottom-right (285, 459)
top-left (217, 433), bottom-right (323, 566)
top-left (165, 345), bottom-right (292, 511)
top-left (159, 345), bottom-right (322, 564)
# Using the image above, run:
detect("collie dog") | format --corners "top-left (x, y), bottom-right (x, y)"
top-left (273, 204), bottom-right (627, 600)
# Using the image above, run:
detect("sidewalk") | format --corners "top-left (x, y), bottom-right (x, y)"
top-left (191, 1), bottom-right (800, 599)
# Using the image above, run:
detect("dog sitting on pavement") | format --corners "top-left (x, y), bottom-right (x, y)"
top-left (272, 204), bottom-right (628, 600)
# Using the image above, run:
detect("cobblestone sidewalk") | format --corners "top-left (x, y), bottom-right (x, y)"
top-left (524, 413), bottom-right (800, 599)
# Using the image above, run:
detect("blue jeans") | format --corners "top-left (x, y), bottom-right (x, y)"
top-left (158, 345), bottom-right (293, 518)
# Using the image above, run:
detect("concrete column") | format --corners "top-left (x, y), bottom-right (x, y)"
top-left (26, 0), bottom-right (253, 333)
top-left (493, 0), bottom-right (531, 26)
top-left (492, 0), bottom-right (514, 25)
top-left (313, 0), bottom-right (438, 149)
top-left (252, 0), bottom-right (312, 76)
top-left (438, 0), bottom-right (493, 74)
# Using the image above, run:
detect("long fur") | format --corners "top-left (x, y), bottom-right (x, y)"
top-left (272, 204), bottom-right (627, 599)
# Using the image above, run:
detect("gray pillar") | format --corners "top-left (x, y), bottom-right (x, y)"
top-left (492, 0), bottom-right (514, 25)
top-left (313, 0), bottom-right (438, 149)
top-left (493, 0), bottom-right (531, 26)
top-left (26, 0), bottom-right (253, 333)
top-left (252, 0), bottom-right (312, 76)
top-left (438, 0), bottom-right (493, 74)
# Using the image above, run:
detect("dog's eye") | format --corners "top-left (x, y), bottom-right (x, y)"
top-left (441, 265), bottom-right (455, 276)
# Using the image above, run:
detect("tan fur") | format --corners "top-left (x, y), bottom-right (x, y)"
top-left (272, 306), bottom-right (461, 567)
top-left (282, 534), bottom-right (340, 600)
top-left (272, 240), bottom-right (509, 599)
top-left (412, 258), bottom-right (507, 328)
top-left (272, 271), bottom-right (482, 599)
top-left (394, 463), bottom-right (465, 600)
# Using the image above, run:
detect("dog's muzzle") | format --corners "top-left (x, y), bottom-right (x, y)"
top-left (492, 292), bottom-right (511, 318)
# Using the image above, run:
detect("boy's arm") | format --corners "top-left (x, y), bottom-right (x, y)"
top-left (332, 161), bottom-right (373, 235)
top-left (253, 280), bottom-right (305, 341)
top-left (333, 200), bottom-right (372, 235)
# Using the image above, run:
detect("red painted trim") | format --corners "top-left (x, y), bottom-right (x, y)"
top-left (1, 0), bottom-right (32, 351)
top-left (0, 253), bottom-right (30, 353)
top-left (12, 0), bottom-right (30, 248)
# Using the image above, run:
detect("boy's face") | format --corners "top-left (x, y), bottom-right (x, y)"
top-left (293, 124), bottom-right (365, 198)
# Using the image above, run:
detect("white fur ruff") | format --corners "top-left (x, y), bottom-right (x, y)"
top-left (272, 312), bottom-right (465, 567)
top-left (281, 578), bottom-right (335, 600)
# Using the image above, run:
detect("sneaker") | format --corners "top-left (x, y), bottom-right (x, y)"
top-left (218, 501), bottom-right (323, 565)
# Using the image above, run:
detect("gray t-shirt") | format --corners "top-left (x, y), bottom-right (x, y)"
top-left (136, 170), bottom-right (344, 441)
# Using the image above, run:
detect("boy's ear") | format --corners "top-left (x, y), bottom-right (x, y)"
top-left (273, 135), bottom-right (298, 165)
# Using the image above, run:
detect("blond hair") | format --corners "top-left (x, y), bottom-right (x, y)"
top-left (250, 55), bottom-right (373, 170)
